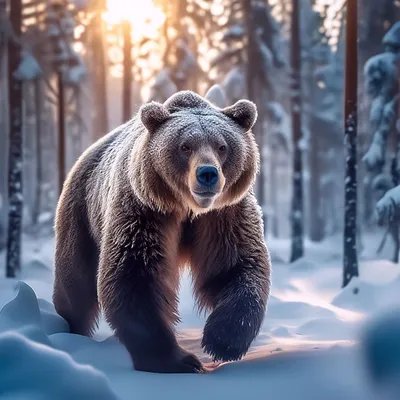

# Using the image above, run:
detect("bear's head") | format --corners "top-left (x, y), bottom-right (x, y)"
top-left (132, 87), bottom-right (259, 216)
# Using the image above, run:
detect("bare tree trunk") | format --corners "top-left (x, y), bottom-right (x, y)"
top-left (122, 20), bottom-right (132, 122)
top-left (91, 3), bottom-right (109, 139)
top-left (256, 88), bottom-right (267, 235)
top-left (270, 143), bottom-right (279, 237)
top-left (389, 143), bottom-right (400, 263)
top-left (244, 0), bottom-right (266, 236)
top-left (6, 0), bottom-right (23, 278)
top-left (308, 115), bottom-right (325, 242)
top-left (32, 78), bottom-right (43, 227)
top-left (172, 0), bottom-right (188, 91)
top-left (290, 0), bottom-right (304, 262)
top-left (343, 0), bottom-right (359, 288)
top-left (71, 86), bottom-right (83, 161)
top-left (0, 0), bottom-right (7, 250)
top-left (58, 72), bottom-right (66, 195)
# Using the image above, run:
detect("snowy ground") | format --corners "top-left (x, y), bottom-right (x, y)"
top-left (0, 231), bottom-right (400, 399)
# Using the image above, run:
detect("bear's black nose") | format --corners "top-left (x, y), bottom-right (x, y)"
top-left (196, 166), bottom-right (219, 187)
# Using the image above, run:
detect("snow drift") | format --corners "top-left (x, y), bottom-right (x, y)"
top-left (0, 278), bottom-right (399, 400)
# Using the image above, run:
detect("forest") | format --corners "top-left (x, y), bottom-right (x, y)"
top-left (1, 0), bottom-right (400, 399)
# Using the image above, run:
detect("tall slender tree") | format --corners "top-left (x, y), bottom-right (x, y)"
top-left (122, 19), bottom-right (132, 122)
top-left (290, 0), bottom-right (304, 262)
top-left (89, 0), bottom-right (109, 139)
top-left (57, 70), bottom-right (66, 196)
top-left (6, 0), bottom-right (23, 277)
top-left (32, 78), bottom-right (44, 227)
top-left (343, 0), bottom-right (359, 288)
top-left (0, 0), bottom-right (8, 249)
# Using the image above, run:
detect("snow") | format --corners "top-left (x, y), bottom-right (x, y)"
top-left (376, 185), bottom-right (400, 223)
top-left (64, 60), bottom-right (87, 84)
top-left (147, 69), bottom-right (178, 103)
top-left (383, 21), bottom-right (400, 48)
top-left (222, 25), bottom-right (244, 41)
top-left (222, 66), bottom-right (246, 104)
top-left (0, 284), bottom-right (118, 400)
top-left (362, 136), bottom-right (385, 171)
top-left (205, 84), bottom-right (226, 108)
top-left (0, 233), bottom-right (400, 399)
top-left (363, 53), bottom-right (398, 98)
top-left (14, 51), bottom-right (42, 81)
top-left (266, 102), bottom-right (286, 123)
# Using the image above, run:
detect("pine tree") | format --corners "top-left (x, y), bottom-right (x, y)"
top-left (343, 0), bottom-right (359, 288)
top-left (6, 0), bottom-right (23, 278)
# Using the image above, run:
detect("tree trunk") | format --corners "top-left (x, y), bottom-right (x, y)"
top-left (32, 78), bottom-right (43, 227)
top-left (342, 0), bottom-right (359, 288)
top-left (255, 101), bottom-right (267, 235)
top-left (122, 20), bottom-right (132, 122)
top-left (58, 72), bottom-right (66, 196)
top-left (290, 0), bottom-right (304, 262)
top-left (270, 143), bottom-right (279, 238)
top-left (0, 0), bottom-right (7, 250)
top-left (71, 86), bottom-right (83, 162)
top-left (308, 115), bottom-right (325, 242)
top-left (244, 0), bottom-right (267, 236)
top-left (90, 4), bottom-right (109, 140)
top-left (6, 0), bottom-right (23, 278)
top-left (172, 0), bottom-right (188, 91)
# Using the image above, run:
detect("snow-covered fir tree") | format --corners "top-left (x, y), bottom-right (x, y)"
top-left (363, 21), bottom-right (400, 262)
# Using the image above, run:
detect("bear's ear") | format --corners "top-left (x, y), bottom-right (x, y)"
top-left (164, 90), bottom-right (209, 111)
top-left (222, 100), bottom-right (258, 132)
top-left (204, 84), bottom-right (227, 108)
top-left (139, 101), bottom-right (170, 132)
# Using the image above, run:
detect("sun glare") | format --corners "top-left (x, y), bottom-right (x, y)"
top-left (104, 0), bottom-right (165, 38)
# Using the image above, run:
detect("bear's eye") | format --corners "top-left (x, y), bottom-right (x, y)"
top-left (181, 144), bottom-right (191, 153)
top-left (219, 145), bottom-right (227, 153)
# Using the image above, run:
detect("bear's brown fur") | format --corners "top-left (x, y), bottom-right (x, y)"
top-left (53, 89), bottom-right (271, 373)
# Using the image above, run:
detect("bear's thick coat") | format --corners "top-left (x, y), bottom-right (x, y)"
top-left (53, 90), bottom-right (271, 373)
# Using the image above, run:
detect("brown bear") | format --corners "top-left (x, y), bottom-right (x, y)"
top-left (53, 88), bottom-right (271, 373)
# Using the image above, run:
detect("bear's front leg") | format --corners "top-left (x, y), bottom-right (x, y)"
top-left (191, 195), bottom-right (271, 362)
top-left (98, 206), bottom-right (203, 373)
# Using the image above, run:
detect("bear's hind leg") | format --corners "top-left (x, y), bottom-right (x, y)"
top-left (53, 210), bottom-right (100, 337)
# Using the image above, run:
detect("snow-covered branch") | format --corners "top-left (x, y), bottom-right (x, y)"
top-left (376, 185), bottom-right (400, 223)
top-left (363, 95), bottom-right (399, 170)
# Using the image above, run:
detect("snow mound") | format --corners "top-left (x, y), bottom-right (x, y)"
top-left (331, 276), bottom-right (400, 314)
top-left (296, 317), bottom-right (356, 341)
top-left (0, 332), bottom-right (117, 400)
top-left (0, 282), bottom-right (117, 400)
top-left (267, 299), bottom-right (335, 320)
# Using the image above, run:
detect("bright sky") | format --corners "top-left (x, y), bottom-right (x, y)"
top-left (104, 0), bottom-right (165, 38)
top-left (104, 0), bottom-right (346, 41)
